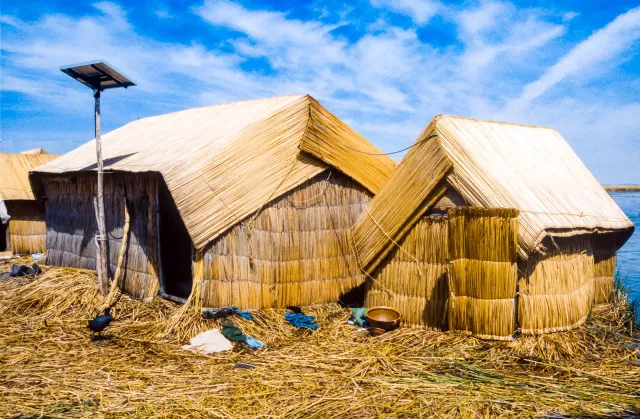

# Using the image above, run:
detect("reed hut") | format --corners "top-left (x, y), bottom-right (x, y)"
top-left (31, 94), bottom-right (396, 307)
top-left (351, 115), bottom-right (634, 338)
top-left (0, 150), bottom-right (60, 254)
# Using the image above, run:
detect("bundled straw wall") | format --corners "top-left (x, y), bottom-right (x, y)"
top-left (593, 249), bottom-right (616, 304)
top-left (447, 208), bottom-right (519, 340)
top-left (43, 174), bottom-right (159, 300)
top-left (517, 235), bottom-right (595, 334)
top-left (201, 170), bottom-right (371, 309)
top-left (5, 200), bottom-right (47, 254)
top-left (365, 216), bottom-right (449, 330)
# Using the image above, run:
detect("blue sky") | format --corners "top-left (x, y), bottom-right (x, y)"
top-left (1, 0), bottom-right (639, 184)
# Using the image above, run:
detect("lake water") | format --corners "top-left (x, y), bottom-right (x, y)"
top-left (610, 192), bottom-right (640, 302)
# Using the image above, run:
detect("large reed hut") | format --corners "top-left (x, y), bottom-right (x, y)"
top-left (352, 115), bottom-right (634, 339)
top-left (0, 150), bottom-right (60, 254)
top-left (31, 95), bottom-right (396, 307)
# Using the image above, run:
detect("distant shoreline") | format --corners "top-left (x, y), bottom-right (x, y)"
top-left (604, 186), bottom-right (640, 191)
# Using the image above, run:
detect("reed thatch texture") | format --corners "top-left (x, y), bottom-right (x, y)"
top-left (5, 200), bottom-right (46, 254)
top-left (352, 116), bottom-right (633, 267)
top-left (517, 235), bottom-right (595, 334)
top-left (200, 170), bottom-right (370, 309)
top-left (448, 207), bottom-right (519, 340)
top-left (32, 95), bottom-right (395, 251)
top-left (593, 249), bottom-right (616, 304)
top-left (43, 174), bottom-right (159, 300)
top-left (351, 134), bottom-right (452, 274)
top-left (432, 115), bottom-right (634, 257)
top-left (0, 152), bottom-right (60, 200)
top-left (365, 216), bottom-right (449, 329)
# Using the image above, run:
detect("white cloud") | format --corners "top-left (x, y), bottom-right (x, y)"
top-left (511, 6), bottom-right (640, 110)
top-left (370, 0), bottom-right (441, 24)
top-left (2, 0), bottom-right (639, 183)
top-left (562, 11), bottom-right (579, 22)
top-left (457, 1), bottom-right (511, 36)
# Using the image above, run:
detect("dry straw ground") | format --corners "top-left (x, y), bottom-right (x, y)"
top-left (1, 258), bottom-right (639, 418)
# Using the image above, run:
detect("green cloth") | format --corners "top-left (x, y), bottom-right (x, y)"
top-left (351, 307), bottom-right (368, 327)
top-left (221, 323), bottom-right (246, 342)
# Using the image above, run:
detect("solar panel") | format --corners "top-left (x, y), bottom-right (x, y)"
top-left (60, 60), bottom-right (136, 91)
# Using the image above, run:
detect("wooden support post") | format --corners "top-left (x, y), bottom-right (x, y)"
top-left (94, 89), bottom-right (109, 295)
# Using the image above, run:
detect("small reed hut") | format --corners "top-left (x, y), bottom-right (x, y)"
top-left (351, 115), bottom-right (634, 339)
top-left (0, 150), bottom-right (60, 254)
top-left (31, 95), bottom-right (396, 307)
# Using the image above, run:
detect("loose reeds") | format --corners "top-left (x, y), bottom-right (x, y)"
top-left (0, 262), bottom-right (638, 418)
top-left (448, 207), bottom-right (519, 340)
top-left (201, 170), bottom-right (370, 309)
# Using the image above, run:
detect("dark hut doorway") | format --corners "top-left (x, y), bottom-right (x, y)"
top-left (157, 181), bottom-right (193, 300)
top-left (0, 222), bottom-right (8, 252)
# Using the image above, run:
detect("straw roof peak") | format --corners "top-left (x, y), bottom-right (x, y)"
top-left (352, 115), bottom-right (633, 271)
top-left (434, 114), bottom-right (557, 131)
top-left (33, 95), bottom-right (395, 249)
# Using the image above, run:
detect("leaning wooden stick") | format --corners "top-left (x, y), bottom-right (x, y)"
top-left (102, 197), bottom-right (130, 309)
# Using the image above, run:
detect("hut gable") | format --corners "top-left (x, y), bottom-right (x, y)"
top-left (33, 94), bottom-right (396, 250)
top-left (0, 152), bottom-right (60, 201)
top-left (352, 115), bottom-right (633, 270)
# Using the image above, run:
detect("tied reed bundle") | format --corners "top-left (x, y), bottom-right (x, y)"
top-left (518, 235), bottom-right (596, 334)
top-left (0, 259), bottom-right (638, 418)
top-left (447, 207), bottom-right (519, 340)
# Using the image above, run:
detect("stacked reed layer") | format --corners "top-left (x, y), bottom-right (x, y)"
top-left (448, 207), bottom-right (519, 340)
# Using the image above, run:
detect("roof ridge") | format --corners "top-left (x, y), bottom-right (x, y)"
top-left (435, 114), bottom-right (557, 131)
top-left (128, 94), bottom-right (310, 126)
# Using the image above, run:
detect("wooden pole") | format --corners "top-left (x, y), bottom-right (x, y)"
top-left (94, 89), bottom-right (109, 295)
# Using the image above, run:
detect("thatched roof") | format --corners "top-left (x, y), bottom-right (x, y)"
top-left (352, 115), bottom-right (634, 272)
top-left (33, 94), bottom-right (396, 249)
top-left (0, 152), bottom-right (60, 200)
top-left (20, 148), bottom-right (48, 155)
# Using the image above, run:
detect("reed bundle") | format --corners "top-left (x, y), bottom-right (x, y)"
top-left (518, 235), bottom-right (596, 334)
top-left (44, 174), bottom-right (159, 300)
top-left (5, 200), bottom-right (47, 254)
top-left (366, 216), bottom-right (449, 329)
top-left (201, 170), bottom-right (370, 309)
top-left (448, 208), bottom-right (519, 340)
top-left (0, 261), bottom-right (638, 418)
top-left (593, 249), bottom-right (617, 304)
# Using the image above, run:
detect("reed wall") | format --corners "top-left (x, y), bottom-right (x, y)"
top-left (518, 235), bottom-right (595, 334)
top-left (365, 216), bottom-right (449, 330)
top-left (5, 200), bottom-right (47, 254)
top-left (43, 174), bottom-right (159, 300)
top-left (200, 170), bottom-right (371, 309)
top-left (447, 208), bottom-right (519, 340)
top-left (593, 249), bottom-right (616, 304)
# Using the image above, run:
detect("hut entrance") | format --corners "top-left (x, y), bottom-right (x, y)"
top-left (0, 222), bottom-right (8, 252)
top-left (157, 181), bottom-right (193, 300)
